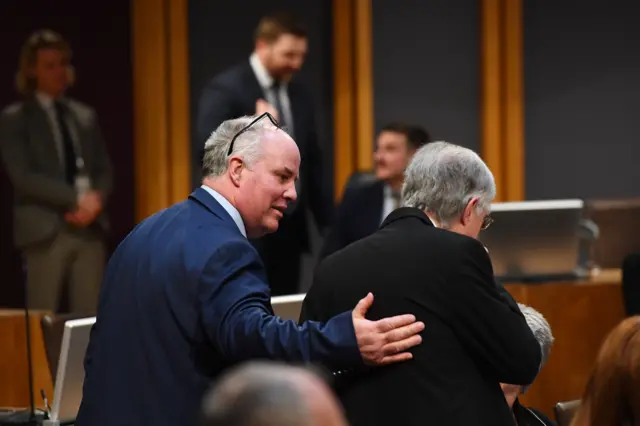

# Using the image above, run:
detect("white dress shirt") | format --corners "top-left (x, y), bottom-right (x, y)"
top-left (200, 185), bottom-right (247, 238)
top-left (36, 92), bottom-right (91, 195)
top-left (381, 184), bottom-right (402, 224)
top-left (249, 53), bottom-right (294, 136)
top-left (36, 91), bottom-right (80, 169)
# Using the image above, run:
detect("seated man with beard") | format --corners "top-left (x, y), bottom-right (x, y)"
top-left (300, 141), bottom-right (541, 426)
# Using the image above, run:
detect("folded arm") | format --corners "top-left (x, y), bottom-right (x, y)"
top-left (447, 238), bottom-right (542, 385)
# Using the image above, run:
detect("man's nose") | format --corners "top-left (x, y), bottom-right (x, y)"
top-left (284, 181), bottom-right (298, 202)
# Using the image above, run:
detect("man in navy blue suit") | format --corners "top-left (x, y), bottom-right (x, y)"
top-left (75, 113), bottom-right (425, 426)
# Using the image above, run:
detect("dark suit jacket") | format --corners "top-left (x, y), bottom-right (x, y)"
top-left (196, 61), bottom-right (331, 250)
top-left (300, 208), bottom-right (542, 426)
top-left (75, 188), bottom-right (362, 426)
top-left (0, 96), bottom-right (112, 248)
top-left (513, 399), bottom-right (557, 426)
top-left (321, 178), bottom-right (385, 259)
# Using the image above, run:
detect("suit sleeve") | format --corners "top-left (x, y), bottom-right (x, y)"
top-left (198, 240), bottom-right (363, 370)
top-left (196, 83), bottom-right (238, 147)
top-left (0, 108), bottom-right (77, 210)
top-left (445, 238), bottom-right (542, 385)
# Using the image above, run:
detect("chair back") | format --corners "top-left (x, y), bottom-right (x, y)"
top-left (344, 171), bottom-right (376, 194)
top-left (622, 252), bottom-right (640, 316)
top-left (41, 313), bottom-right (87, 382)
top-left (554, 399), bottom-right (580, 426)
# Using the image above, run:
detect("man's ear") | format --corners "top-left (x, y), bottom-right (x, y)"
top-left (461, 197), bottom-right (479, 225)
top-left (228, 157), bottom-right (244, 187)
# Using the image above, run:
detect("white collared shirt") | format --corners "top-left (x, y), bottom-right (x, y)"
top-left (200, 185), bottom-right (247, 238)
top-left (248, 53), bottom-right (294, 136)
top-left (36, 91), bottom-right (80, 168)
top-left (381, 184), bottom-right (395, 224)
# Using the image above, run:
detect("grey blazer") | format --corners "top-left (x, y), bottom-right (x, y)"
top-left (0, 96), bottom-right (113, 248)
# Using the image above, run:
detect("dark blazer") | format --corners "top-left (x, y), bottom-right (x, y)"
top-left (321, 178), bottom-right (385, 259)
top-left (0, 96), bottom-right (112, 248)
top-left (75, 188), bottom-right (362, 426)
top-left (300, 208), bottom-right (542, 426)
top-left (513, 399), bottom-right (557, 426)
top-left (196, 61), bottom-right (331, 250)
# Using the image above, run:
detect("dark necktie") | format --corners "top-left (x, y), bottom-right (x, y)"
top-left (271, 82), bottom-right (287, 129)
top-left (53, 101), bottom-right (78, 185)
top-left (271, 82), bottom-right (300, 214)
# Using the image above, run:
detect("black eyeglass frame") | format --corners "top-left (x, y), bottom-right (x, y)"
top-left (227, 112), bottom-right (280, 156)
top-left (481, 215), bottom-right (494, 230)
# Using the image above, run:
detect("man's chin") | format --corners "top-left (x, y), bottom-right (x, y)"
top-left (262, 218), bottom-right (280, 234)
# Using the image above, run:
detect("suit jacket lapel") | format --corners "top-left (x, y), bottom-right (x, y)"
top-left (24, 98), bottom-right (65, 177)
top-left (188, 187), bottom-right (240, 231)
top-left (365, 181), bottom-right (385, 232)
top-left (242, 61), bottom-right (267, 101)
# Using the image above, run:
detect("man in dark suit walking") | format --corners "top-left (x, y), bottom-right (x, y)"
top-left (75, 115), bottom-right (424, 426)
top-left (301, 141), bottom-right (542, 426)
top-left (0, 30), bottom-right (112, 313)
top-left (320, 123), bottom-right (430, 258)
top-left (196, 12), bottom-right (330, 295)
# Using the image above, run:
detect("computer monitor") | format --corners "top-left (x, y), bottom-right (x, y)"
top-left (586, 198), bottom-right (640, 269)
top-left (479, 199), bottom-right (588, 282)
top-left (49, 317), bottom-right (95, 423)
top-left (271, 294), bottom-right (306, 322)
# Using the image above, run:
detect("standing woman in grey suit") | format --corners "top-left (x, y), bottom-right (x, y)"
top-left (0, 30), bottom-right (113, 314)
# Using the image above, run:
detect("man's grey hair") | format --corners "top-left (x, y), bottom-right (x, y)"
top-left (401, 141), bottom-right (496, 228)
top-left (200, 362), bottom-right (316, 426)
top-left (202, 115), bottom-right (279, 178)
top-left (518, 303), bottom-right (554, 392)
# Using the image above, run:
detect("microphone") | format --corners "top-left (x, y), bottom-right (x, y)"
top-left (0, 260), bottom-right (43, 425)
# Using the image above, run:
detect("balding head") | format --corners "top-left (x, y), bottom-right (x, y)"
top-left (202, 115), bottom-right (300, 238)
top-left (201, 362), bottom-right (347, 426)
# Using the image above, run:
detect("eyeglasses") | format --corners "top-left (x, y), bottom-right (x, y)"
top-left (227, 112), bottom-right (280, 156)
top-left (481, 215), bottom-right (494, 230)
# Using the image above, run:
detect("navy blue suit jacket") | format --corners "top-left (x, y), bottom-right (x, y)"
top-left (75, 188), bottom-right (362, 426)
top-left (320, 179), bottom-right (385, 259)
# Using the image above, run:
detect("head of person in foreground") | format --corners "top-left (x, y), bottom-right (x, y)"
top-left (202, 114), bottom-right (299, 239)
top-left (401, 141), bottom-right (496, 239)
top-left (570, 315), bottom-right (640, 426)
top-left (200, 361), bottom-right (348, 426)
top-left (500, 304), bottom-right (554, 407)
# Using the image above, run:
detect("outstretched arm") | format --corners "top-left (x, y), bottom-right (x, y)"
top-left (199, 240), bottom-right (424, 370)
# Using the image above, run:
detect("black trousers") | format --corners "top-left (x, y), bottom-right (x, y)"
top-left (623, 253), bottom-right (640, 316)
top-left (251, 235), bottom-right (303, 296)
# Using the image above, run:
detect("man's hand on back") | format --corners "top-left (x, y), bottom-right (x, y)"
top-left (352, 293), bottom-right (424, 365)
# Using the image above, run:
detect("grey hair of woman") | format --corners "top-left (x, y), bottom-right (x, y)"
top-left (518, 303), bottom-right (554, 392)
top-left (401, 141), bottom-right (496, 228)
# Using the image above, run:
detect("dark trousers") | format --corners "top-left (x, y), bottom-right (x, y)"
top-left (623, 253), bottom-right (640, 316)
top-left (251, 217), bottom-right (305, 296)
top-left (262, 243), bottom-right (302, 296)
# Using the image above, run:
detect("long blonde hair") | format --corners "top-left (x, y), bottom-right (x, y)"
top-left (571, 316), bottom-right (640, 426)
top-left (15, 29), bottom-right (75, 95)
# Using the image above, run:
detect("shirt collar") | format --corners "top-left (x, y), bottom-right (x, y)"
top-left (200, 185), bottom-right (247, 238)
top-left (36, 91), bottom-right (56, 109)
top-left (249, 52), bottom-right (274, 90)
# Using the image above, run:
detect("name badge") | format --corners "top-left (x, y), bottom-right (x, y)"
top-left (75, 174), bottom-right (91, 194)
